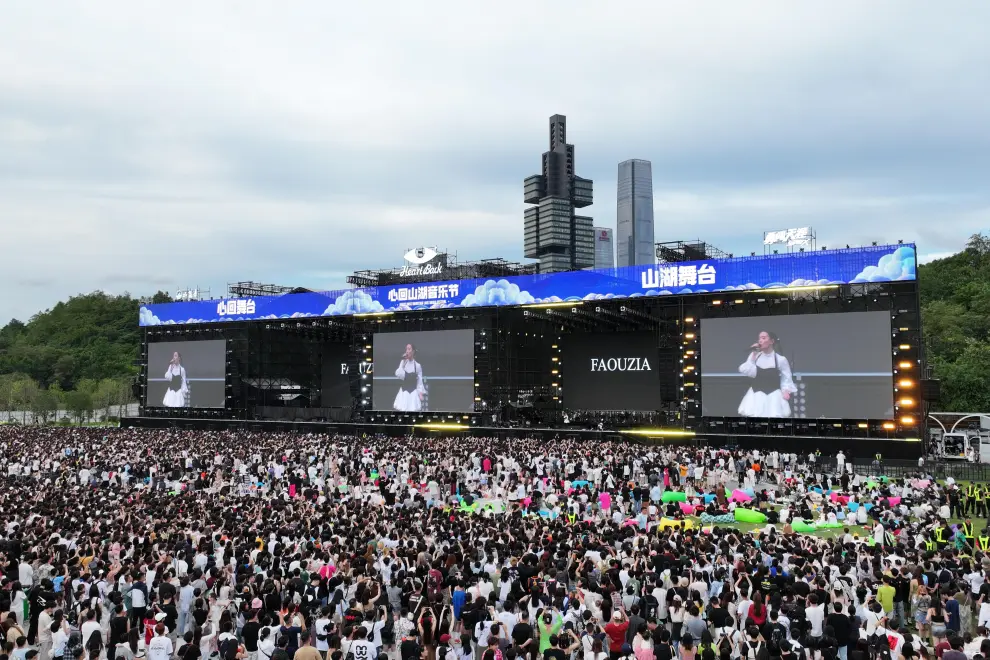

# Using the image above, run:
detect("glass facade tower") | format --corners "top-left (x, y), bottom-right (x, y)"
top-left (616, 159), bottom-right (655, 267)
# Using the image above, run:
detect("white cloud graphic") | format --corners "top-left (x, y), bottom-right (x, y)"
top-left (460, 279), bottom-right (536, 307)
top-left (139, 306), bottom-right (161, 326)
top-left (851, 246), bottom-right (917, 283)
top-left (323, 290), bottom-right (384, 315)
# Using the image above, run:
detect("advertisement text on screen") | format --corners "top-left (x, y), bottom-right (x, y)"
top-left (401, 248), bottom-right (443, 278)
top-left (216, 299), bottom-right (256, 316)
top-left (590, 357), bottom-right (652, 372)
top-left (387, 283), bottom-right (459, 303)
top-left (764, 227), bottom-right (812, 247)
top-left (641, 264), bottom-right (716, 289)
top-left (340, 362), bottom-right (373, 375)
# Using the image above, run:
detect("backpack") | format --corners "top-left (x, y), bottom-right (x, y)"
top-left (219, 636), bottom-right (239, 660)
top-left (427, 569), bottom-right (443, 601)
top-left (717, 631), bottom-right (733, 655)
top-left (768, 626), bottom-right (785, 655)
top-left (744, 641), bottom-right (765, 660)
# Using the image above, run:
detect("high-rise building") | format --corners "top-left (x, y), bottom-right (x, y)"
top-left (616, 159), bottom-right (655, 267)
top-left (594, 227), bottom-right (614, 269)
top-left (523, 114), bottom-right (594, 272)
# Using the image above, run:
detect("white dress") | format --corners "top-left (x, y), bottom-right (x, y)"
top-left (737, 350), bottom-right (797, 418)
top-left (162, 364), bottom-right (188, 407)
top-left (393, 359), bottom-right (425, 411)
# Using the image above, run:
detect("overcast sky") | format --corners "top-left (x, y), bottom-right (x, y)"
top-left (2, 1), bottom-right (988, 325)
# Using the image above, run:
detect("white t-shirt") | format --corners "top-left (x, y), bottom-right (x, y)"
top-left (348, 639), bottom-right (377, 660)
top-left (148, 636), bottom-right (174, 660)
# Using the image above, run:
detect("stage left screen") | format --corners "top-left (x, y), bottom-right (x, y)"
top-left (146, 340), bottom-right (227, 408)
top-left (372, 330), bottom-right (475, 412)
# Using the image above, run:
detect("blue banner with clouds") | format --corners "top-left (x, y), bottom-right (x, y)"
top-left (139, 244), bottom-right (916, 327)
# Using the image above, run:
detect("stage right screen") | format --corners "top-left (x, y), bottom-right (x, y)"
top-left (700, 311), bottom-right (894, 419)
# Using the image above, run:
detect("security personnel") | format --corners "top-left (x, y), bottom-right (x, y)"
top-left (961, 519), bottom-right (976, 547)
top-left (924, 535), bottom-right (937, 553)
top-left (978, 528), bottom-right (990, 553)
top-left (935, 523), bottom-right (948, 548)
top-left (964, 483), bottom-right (977, 516)
top-left (977, 486), bottom-right (989, 519)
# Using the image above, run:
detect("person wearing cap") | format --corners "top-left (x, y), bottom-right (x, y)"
top-left (605, 611), bottom-right (629, 660)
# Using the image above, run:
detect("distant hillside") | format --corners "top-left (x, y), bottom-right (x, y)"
top-left (0, 291), bottom-right (170, 421)
top-left (918, 233), bottom-right (990, 412)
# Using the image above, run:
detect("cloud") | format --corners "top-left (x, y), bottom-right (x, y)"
top-left (1, 3), bottom-right (988, 325)
top-left (850, 246), bottom-right (917, 283)
top-left (323, 290), bottom-right (383, 315)
top-left (138, 306), bottom-right (161, 326)
top-left (461, 279), bottom-right (535, 307)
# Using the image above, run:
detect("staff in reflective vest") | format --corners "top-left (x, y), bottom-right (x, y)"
top-left (965, 484), bottom-right (977, 516)
top-left (935, 525), bottom-right (947, 546)
top-left (978, 530), bottom-right (990, 552)
top-left (962, 519), bottom-right (976, 542)
top-left (977, 487), bottom-right (989, 519)
top-left (924, 537), bottom-right (937, 552)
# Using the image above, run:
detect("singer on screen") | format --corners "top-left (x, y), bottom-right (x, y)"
top-left (393, 343), bottom-right (425, 412)
top-left (737, 331), bottom-right (797, 418)
top-left (162, 351), bottom-right (189, 407)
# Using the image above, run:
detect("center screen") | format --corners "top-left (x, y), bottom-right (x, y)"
top-left (372, 330), bottom-right (475, 412)
top-left (562, 332), bottom-right (662, 411)
top-left (700, 311), bottom-right (894, 419)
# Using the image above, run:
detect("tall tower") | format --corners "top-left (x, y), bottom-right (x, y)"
top-left (523, 114), bottom-right (594, 272)
top-left (616, 159), bottom-right (655, 267)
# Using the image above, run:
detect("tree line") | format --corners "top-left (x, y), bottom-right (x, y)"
top-left (0, 237), bottom-right (988, 422)
top-left (0, 290), bottom-right (171, 423)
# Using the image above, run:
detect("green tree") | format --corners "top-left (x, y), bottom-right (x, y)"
top-left (920, 232), bottom-right (990, 412)
top-left (65, 389), bottom-right (93, 424)
top-left (29, 387), bottom-right (58, 424)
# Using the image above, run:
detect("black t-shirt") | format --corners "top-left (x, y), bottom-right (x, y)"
top-left (709, 606), bottom-right (729, 630)
top-left (177, 643), bottom-right (202, 660)
top-left (655, 642), bottom-right (675, 660)
top-left (242, 621), bottom-right (262, 652)
top-left (400, 639), bottom-right (422, 660)
top-left (825, 614), bottom-right (851, 647)
top-left (512, 622), bottom-right (534, 647)
top-left (544, 649), bottom-right (567, 660)
top-left (162, 603), bottom-right (178, 631)
top-left (109, 615), bottom-right (129, 645)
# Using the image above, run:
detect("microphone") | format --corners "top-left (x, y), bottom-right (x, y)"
top-left (748, 343), bottom-right (760, 352)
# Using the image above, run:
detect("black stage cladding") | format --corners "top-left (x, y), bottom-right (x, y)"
top-left (137, 280), bottom-right (923, 445)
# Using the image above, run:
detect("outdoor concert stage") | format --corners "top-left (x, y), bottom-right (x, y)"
top-left (134, 243), bottom-right (930, 458)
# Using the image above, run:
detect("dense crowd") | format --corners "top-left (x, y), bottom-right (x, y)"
top-left (0, 427), bottom-right (987, 660)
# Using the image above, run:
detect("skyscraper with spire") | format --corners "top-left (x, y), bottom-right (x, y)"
top-left (523, 114), bottom-right (594, 272)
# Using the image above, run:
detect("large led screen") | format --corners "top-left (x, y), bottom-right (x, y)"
top-left (700, 312), bottom-right (894, 419)
top-left (372, 330), bottom-right (475, 412)
top-left (146, 340), bottom-right (226, 408)
top-left (562, 332), bottom-right (663, 411)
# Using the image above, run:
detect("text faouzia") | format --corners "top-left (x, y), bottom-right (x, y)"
top-left (590, 357), bottom-right (652, 372)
